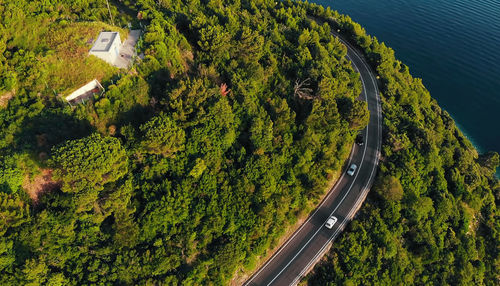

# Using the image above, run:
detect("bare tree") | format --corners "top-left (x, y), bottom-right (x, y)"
top-left (106, 0), bottom-right (114, 26)
top-left (294, 78), bottom-right (318, 100)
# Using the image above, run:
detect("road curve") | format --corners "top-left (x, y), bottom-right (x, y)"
top-left (244, 27), bottom-right (382, 286)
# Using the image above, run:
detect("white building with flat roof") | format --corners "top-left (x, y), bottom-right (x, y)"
top-left (65, 79), bottom-right (104, 104)
top-left (89, 32), bottom-right (122, 65)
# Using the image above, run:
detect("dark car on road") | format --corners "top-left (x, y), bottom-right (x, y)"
top-left (355, 134), bottom-right (364, 146)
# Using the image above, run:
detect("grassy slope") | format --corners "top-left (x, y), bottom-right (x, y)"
top-left (2, 17), bottom-right (128, 99)
top-left (41, 21), bottom-right (128, 96)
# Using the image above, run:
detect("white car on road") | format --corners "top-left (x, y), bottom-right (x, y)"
top-left (325, 216), bottom-right (338, 229)
top-left (347, 164), bottom-right (357, 176)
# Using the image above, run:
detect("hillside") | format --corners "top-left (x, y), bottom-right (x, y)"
top-left (1, 0), bottom-right (365, 284)
top-left (0, 0), bottom-right (498, 285)
top-left (303, 3), bottom-right (500, 285)
top-left (0, 1), bottom-right (129, 98)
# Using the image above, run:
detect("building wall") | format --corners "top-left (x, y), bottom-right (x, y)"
top-left (90, 33), bottom-right (122, 65)
top-left (65, 79), bottom-right (104, 103)
top-left (108, 35), bottom-right (122, 63)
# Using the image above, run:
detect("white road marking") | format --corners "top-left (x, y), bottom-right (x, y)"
top-left (291, 36), bottom-right (383, 286)
top-left (244, 64), bottom-right (364, 285)
top-left (245, 27), bottom-right (383, 286)
top-left (244, 145), bottom-right (356, 286)
top-left (266, 51), bottom-right (372, 286)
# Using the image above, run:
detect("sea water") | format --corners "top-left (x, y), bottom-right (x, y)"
top-left (312, 0), bottom-right (500, 171)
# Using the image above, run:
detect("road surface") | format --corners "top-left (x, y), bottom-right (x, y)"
top-left (244, 28), bottom-right (382, 286)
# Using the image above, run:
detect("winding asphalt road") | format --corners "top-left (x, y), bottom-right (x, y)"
top-left (244, 28), bottom-right (382, 286)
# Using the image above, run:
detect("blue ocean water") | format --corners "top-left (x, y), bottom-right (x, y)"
top-left (312, 0), bottom-right (500, 160)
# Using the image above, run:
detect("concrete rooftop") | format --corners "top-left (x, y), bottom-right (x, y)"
top-left (90, 32), bottom-right (119, 52)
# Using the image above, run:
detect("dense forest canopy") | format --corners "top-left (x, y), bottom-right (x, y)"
top-left (0, 0), bottom-right (367, 284)
top-left (303, 3), bottom-right (500, 286)
top-left (0, 0), bottom-right (498, 285)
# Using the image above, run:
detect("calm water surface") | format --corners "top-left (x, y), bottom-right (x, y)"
top-left (312, 0), bottom-right (500, 158)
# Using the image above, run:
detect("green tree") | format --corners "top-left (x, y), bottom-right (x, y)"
top-left (374, 175), bottom-right (404, 201)
top-left (0, 193), bottom-right (29, 236)
top-left (338, 97), bottom-right (370, 129)
top-left (189, 158), bottom-right (207, 178)
top-left (477, 151), bottom-right (499, 174)
top-left (140, 113), bottom-right (186, 157)
top-left (51, 133), bottom-right (128, 193)
top-left (0, 156), bottom-right (23, 194)
top-left (50, 133), bottom-right (128, 211)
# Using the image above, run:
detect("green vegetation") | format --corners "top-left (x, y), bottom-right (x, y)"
top-left (0, 0), bottom-right (368, 284)
top-left (302, 3), bottom-right (500, 286)
top-left (0, 0), bottom-right (129, 96)
top-left (0, 0), bottom-right (497, 285)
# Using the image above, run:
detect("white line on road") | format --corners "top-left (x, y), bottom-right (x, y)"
top-left (290, 37), bottom-right (382, 286)
top-left (244, 145), bottom-right (355, 286)
top-left (245, 25), bottom-right (383, 286)
top-left (265, 51), bottom-right (371, 286)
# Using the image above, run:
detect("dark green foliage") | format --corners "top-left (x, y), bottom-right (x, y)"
top-left (303, 3), bottom-right (500, 286)
top-left (0, 0), bottom-right (364, 284)
top-left (50, 133), bottom-right (128, 212)
top-left (0, 156), bottom-right (23, 194)
top-left (374, 175), bottom-right (404, 202)
top-left (477, 151), bottom-right (500, 175)
top-left (140, 113), bottom-right (185, 156)
top-left (340, 98), bottom-right (370, 129)
top-left (51, 133), bottom-right (128, 193)
top-left (0, 193), bottom-right (29, 236)
top-left (0, 0), bottom-right (497, 285)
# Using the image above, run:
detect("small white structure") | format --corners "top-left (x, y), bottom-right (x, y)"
top-left (89, 32), bottom-right (122, 65)
top-left (65, 79), bottom-right (104, 104)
